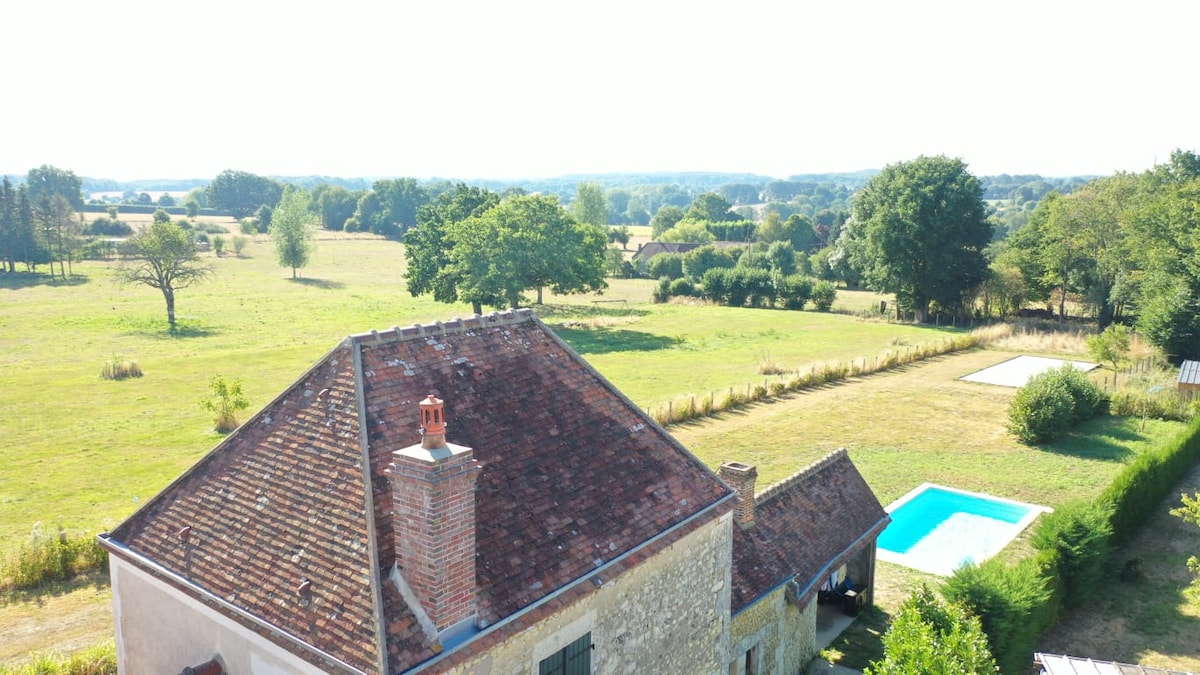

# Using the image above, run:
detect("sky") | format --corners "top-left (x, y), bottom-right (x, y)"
top-left (3, 0), bottom-right (1198, 182)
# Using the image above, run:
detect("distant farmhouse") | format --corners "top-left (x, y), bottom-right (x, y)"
top-left (100, 310), bottom-right (886, 674)
top-left (631, 241), bottom-right (746, 273)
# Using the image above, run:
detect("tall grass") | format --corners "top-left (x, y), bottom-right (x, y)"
top-left (0, 640), bottom-right (116, 675)
top-left (0, 526), bottom-right (107, 591)
top-left (649, 333), bottom-right (980, 426)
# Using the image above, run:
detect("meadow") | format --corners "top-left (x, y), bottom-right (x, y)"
top-left (2, 231), bottom-right (1197, 671)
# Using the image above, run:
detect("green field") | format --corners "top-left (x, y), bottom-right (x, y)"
top-left (0, 234), bottom-right (957, 544)
top-left (2, 232), bottom-right (1198, 670)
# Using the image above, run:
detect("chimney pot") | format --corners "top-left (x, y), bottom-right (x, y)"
top-left (419, 394), bottom-right (447, 449)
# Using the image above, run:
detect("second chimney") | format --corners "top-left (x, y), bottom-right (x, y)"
top-left (388, 395), bottom-right (481, 632)
top-left (718, 461), bottom-right (757, 528)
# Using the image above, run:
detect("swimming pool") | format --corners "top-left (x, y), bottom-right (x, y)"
top-left (877, 484), bottom-right (1050, 575)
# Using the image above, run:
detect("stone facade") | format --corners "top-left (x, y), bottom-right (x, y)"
top-left (451, 514), bottom-right (734, 675)
top-left (729, 586), bottom-right (817, 675)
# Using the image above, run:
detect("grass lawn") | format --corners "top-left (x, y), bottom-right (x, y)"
top-left (3, 232), bottom-right (1194, 670)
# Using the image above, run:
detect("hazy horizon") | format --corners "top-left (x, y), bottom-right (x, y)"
top-left (4, 1), bottom-right (1196, 183)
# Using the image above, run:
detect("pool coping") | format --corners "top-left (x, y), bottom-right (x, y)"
top-left (877, 482), bottom-right (1053, 576)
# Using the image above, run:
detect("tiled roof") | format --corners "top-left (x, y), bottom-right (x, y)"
top-left (104, 310), bottom-right (732, 674)
top-left (730, 449), bottom-right (889, 612)
top-left (632, 240), bottom-right (746, 261)
top-left (1036, 652), bottom-right (1199, 675)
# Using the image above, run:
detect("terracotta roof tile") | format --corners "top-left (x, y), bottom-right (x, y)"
top-left (105, 310), bottom-right (732, 674)
top-left (730, 449), bottom-right (889, 612)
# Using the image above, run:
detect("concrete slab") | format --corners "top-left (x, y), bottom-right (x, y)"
top-left (959, 354), bottom-right (1099, 388)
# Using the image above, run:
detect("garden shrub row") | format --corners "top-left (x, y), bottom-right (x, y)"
top-left (0, 527), bottom-right (108, 592)
top-left (0, 639), bottom-right (116, 675)
top-left (648, 333), bottom-right (980, 427)
top-left (943, 417), bottom-right (1200, 673)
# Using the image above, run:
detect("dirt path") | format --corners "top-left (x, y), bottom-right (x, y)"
top-left (0, 573), bottom-right (112, 665)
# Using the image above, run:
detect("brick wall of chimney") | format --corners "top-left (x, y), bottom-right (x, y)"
top-left (389, 445), bottom-right (480, 631)
top-left (718, 461), bottom-right (757, 528)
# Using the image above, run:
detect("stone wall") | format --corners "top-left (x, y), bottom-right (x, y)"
top-left (729, 586), bottom-right (818, 675)
top-left (452, 514), bottom-right (734, 675)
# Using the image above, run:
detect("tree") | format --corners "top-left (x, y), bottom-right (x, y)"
top-left (26, 165), bottom-right (83, 211)
top-left (685, 192), bottom-right (738, 222)
top-left (1086, 324), bottom-right (1131, 370)
top-left (405, 184), bottom-right (501, 314)
top-left (847, 156), bottom-right (992, 321)
top-left (446, 194), bottom-right (607, 309)
top-left (865, 585), bottom-right (996, 675)
top-left (201, 376), bottom-right (249, 433)
top-left (34, 194), bottom-right (79, 278)
top-left (0, 178), bottom-right (37, 273)
top-left (116, 221), bottom-right (212, 327)
top-left (659, 221), bottom-right (715, 243)
top-left (650, 205), bottom-right (684, 238)
top-left (608, 225), bottom-right (631, 250)
top-left (269, 186), bottom-right (315, 278)
top-left (570, 182), bottom-right (608, 228)
top-left (206, 169), bottom-right (283, 219)
top-left (349, 178), bottom-right (429, 238)
top-left (311, 184), bottom-right (359, 231)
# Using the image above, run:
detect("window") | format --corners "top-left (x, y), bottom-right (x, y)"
top-left (538, 632), bottom-right (592, 675)
top-left (730, 645), bottom-right (759, 675)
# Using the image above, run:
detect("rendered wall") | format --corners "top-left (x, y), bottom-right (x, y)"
top-left (729, 587), bottom-right (817, 675)
top-left (109, 555), bottom-right (331, 675)
top-left (450, 514), bottom-right (734, 675)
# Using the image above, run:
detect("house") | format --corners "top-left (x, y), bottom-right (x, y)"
top-left (99, 309), bottom-right (884, 674)
top-left (721, 452), bottom-right (888, 675)
top-left (631, 241), bottom-right (746, 272)
top-left (1179, 360), bottom-right (1200, 399)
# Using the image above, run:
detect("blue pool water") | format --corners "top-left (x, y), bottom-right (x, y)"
top-left (877, 484), bottom-right (1049, 575)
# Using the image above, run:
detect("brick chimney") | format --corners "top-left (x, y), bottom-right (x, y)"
top-left (388, 395), bottom-right (481, 632)
top-left (718, 461), bottom-right (757, 528)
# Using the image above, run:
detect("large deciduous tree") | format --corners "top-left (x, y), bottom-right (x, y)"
top-left (570, 182), bottom-right (608, 228)
top-left (347, 178), bottom-right (429, 238)
top-left (404, 183), bottom-right (501, 314)
top-left (116, 221), bottom-right (212, 327)
top-left (206, 170), bottom-right (283, 219)
top-left (269, 186), bottom-right (315, 278)
top-left (26, 165), bottom-right (83, 211)
top-left (847, 155), bottom-right (992, 321)
top-left (444, 195), bottom-right (607, 311)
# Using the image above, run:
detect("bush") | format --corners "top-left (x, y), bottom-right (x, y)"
top-left (84, 217), bottom-right (132, 236)
top-left (0, 527), bottom-right (108, 591)
top-left (646, 252), bottom-right (684, 281)
top-left (231, 235), bottom-right (248, 256)
top-left (778, 274), bottom-right (813, 310)
top-left (865, 585), bottom-right (997, 675)
top-left (200, 376), bottom-right (250, 433)
top-left (651, 277), bottom-right (672, 304)
top-left (668, 278), bottom-right (695, 297)
top-left (1110, 389), bottom-right (1196, 422)
top-left (100, 355), bottom-right (142, 381)
top-left (1030, 500), bottom-right (1113, 609)
top-left (1099, 416), bottom-right (1200, 544)
top-left (811, 280), bottom-right (837, 311)
top-left (1007, 373), bottom-right (1073, 444)
top-left (239, 218), bottom-right (258, 235)
top-left (212, 235), bottom-right (226, 256)
top-left (942, 557), bottom-right (1049, 675)
top-left (6, 639), bottom-right (117, 675)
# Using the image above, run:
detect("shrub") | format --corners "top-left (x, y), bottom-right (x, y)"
top-left (1099, 416), bottom-right (1200, 544)
top-left (84, 217), bottom-right (132, 236)
top-left (865, 585), bottom-right (997, 675)
top-left (942, 557), bottom-right (1049, 675)
top-left (668, 278), bottom-right (695, 297)
top-left (7, 639), bottom-right (117, 675)
top-left (1054, 366), bottom-right (1109, 421)
top-left (651, 277), bottom-right (672, 303)
top-left (1007, 374), bottom-right (1073, 444)
top-left (811, 280), bottom-right (837, 311)
top-left (1110, 389), bottom-right (1196, 422)
top-left (100, 355), bottom-right (142, 381)
top-left (645, 252), bottom-right (684, 281)
top-left (212, 235), bottom-right (226, 256)
top-left (200, 376), bottom-right (250, 433)
top-left (778, 274), bottom-right (813, 310)
top-left (1030, 500), bottom-right (1113, 608)
top-left (239, 218), bottom-right (257, 235)
top-left (0, 527), bottom-right (108, 591)
top-left (231, 235), bottom-right (248, 256)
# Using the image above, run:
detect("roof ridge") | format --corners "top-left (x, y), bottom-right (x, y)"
top-left (757, 447), bottom-right (849, 505)
top-left (346, 309), bottom-right (535, 345)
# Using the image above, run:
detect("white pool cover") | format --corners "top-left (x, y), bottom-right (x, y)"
top-left (959, 355), bottom-right (1099, 388)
